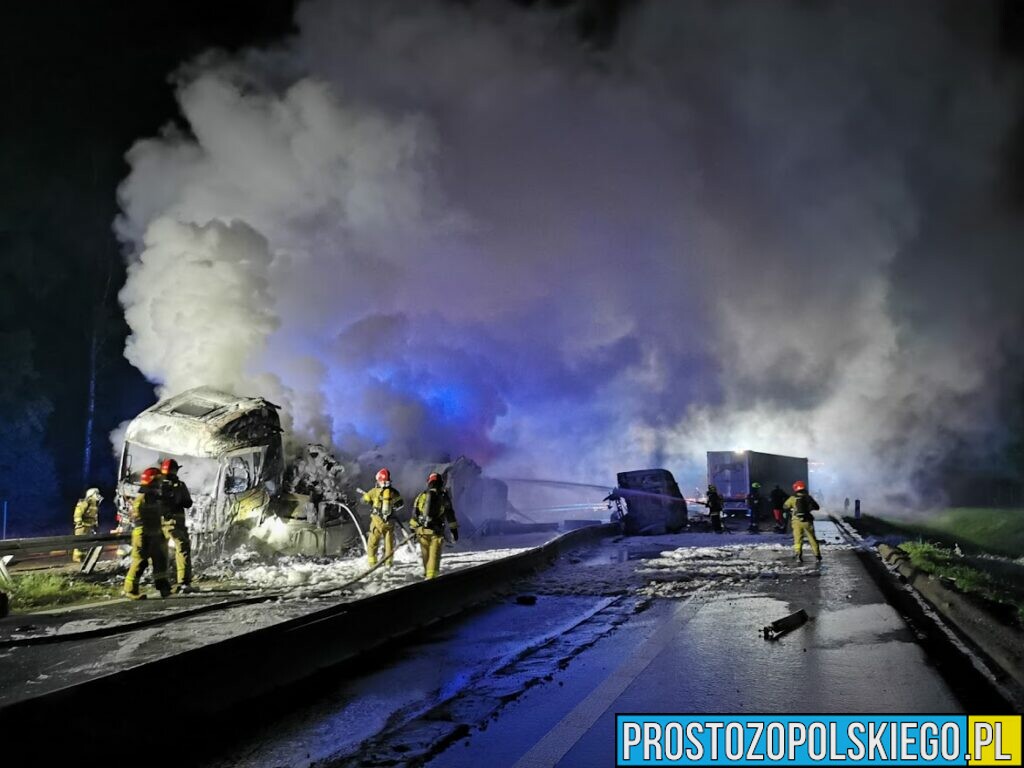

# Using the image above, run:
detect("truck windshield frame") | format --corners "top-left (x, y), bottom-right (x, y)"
top-left (120, 442), bottom-right (221, 495)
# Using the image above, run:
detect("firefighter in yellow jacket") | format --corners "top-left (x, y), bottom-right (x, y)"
top-left (410, 472), bottom-right (459, 580)
top-left (72, 487), bottom-right (102, 562)
top-left (124, 467), bottom-right (172, 599)
top-left (783, 480), bottom-right (821, 563)
top-left (362, 468), bottom-right (404, 568)
top-left (159, 458), bottom-right (194, 593)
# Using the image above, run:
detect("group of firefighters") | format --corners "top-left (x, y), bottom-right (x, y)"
top-left (71, 465), bottom-right (460, 598)
top-left (361, 468), bottom-right (459, 579)
top-left (71, 459), bottom-right (193, 598)
top-left (119, 459), bottom-right (194, 599)
top-left (703, 480), bottom-right (822, 562)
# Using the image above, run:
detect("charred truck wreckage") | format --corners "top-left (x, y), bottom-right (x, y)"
top-left (118, 387), bottom-right (296, 560)
top-left (116, 387), bottom-right (512, 563)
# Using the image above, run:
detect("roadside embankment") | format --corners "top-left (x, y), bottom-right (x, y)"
top-left (877, 542), bottom-right (1024, 693)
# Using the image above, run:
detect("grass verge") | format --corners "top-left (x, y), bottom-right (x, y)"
top-left (897, 541), bottom-right (1024, 626)
top-left (850, 509), bottom-right (1024, 559)
top-left (917, 507), bottom-right (1024, 558)
top-left (6, 572), bottom-right (119, 611)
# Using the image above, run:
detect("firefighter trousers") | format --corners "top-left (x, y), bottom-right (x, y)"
top-left (124, 528), bottom-right (171, 596)
top-left (72, 525), bottom-right (96, 562)
top-left (165, 518), bottom-right (192, 586)
top-left (414, 528), bottom-right (445, 579)
top-left (367, 515), bottom-right (395, 567)
top-left (792, 518), bottom-right (820, 558)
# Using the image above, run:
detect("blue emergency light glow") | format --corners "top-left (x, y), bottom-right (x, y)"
top-left (425, 383), bottom-right (471, 419)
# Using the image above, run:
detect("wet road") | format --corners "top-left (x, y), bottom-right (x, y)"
top-left (197, 521), bottom-right (962, 767)
top-left (505, 549), bottom-right (960, 768)
top-left (0, 539), bottom-right (547, 706)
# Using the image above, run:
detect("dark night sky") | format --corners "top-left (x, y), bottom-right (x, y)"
top-left (0, 0), bottom-right (632, 534)
top-left (2, 0), bottom-right (1024, 534)
top-left (0, 1), bottom-right (298, 533)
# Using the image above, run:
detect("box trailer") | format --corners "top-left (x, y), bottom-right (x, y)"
top-left (706, 451), bottom-right (808, 515)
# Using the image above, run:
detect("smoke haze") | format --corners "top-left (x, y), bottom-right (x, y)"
top-left (116, 0), bottom-right (1024, 504)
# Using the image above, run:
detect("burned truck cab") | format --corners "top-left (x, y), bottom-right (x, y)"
top-left (116, 387), bottom-right (284, 559)
top-left (613, 469), bottom-right (688, 535)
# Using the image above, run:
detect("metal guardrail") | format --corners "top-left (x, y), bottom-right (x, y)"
top-left (0, 532), bottom-right (130, 555)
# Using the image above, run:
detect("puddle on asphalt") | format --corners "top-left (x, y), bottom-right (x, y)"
top-left (575, 545), bottom-right (665, 565)
top-left (811, 602), bottom-right (913, 646)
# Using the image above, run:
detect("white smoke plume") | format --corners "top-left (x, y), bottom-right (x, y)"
top-left (120, 218), bottom-right (277, 397)
top-left (115, 0), bottom-right (1024, 506)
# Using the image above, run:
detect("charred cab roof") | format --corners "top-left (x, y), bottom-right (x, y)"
top-left (124, 386), bottom-right (281, 458)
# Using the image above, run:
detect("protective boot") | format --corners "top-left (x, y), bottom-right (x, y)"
top-left (123, 591), bottom-right (147, 600)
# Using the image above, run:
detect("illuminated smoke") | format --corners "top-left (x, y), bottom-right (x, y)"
top-left (120, 217), bottom-right (277, 398)
top-left (115, 1), bottom-right (1024, 504)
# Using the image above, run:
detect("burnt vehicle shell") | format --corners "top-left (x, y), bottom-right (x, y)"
top-left (117, 387), bottom-right (361, 559)
top-left (613, 468), bottom-right (688, 535)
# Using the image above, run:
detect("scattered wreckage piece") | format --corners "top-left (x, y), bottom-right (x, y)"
top-left (761, 608), bottom-right (809, 641)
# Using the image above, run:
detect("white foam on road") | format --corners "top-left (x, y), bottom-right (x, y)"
top-left (204, 544), bottom-right (533, 595)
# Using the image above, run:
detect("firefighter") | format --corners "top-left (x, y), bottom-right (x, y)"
top-left (362, 468), bottom-right (404, 568)
top-left (745, 482), bottom-right (763, 533)
top-left (159, 458), bottom-right (194, 593)
top-left (783, 480), bottom-right (821, 563)
top-left (705, 484), bottom-right (724, 533)
top-left (769, 484), bottom-right (788, 533)
top-left (410, 472), bottom-right (459, 580)
top-left (123, 467), bottom-right (172, 599)
top-left (72, 487), bottom-right (102, 562)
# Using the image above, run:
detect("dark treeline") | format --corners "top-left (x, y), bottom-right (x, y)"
top-left (0, 0), bottom-right (297, 535)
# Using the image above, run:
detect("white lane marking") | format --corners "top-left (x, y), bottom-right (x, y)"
top-left (511, 587), bottom-right (709, 768)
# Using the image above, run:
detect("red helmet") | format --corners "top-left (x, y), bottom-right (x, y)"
top-left (375, 468), bottom-right (391, 485)
top-left (140, 467), bottom-right (160, 486)
top-left (427, 472), bottom-right (442, 487)
top-left (792, 480), bottom-right (807, 492)
top-left (161, 458), bottom-right (180, 475)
